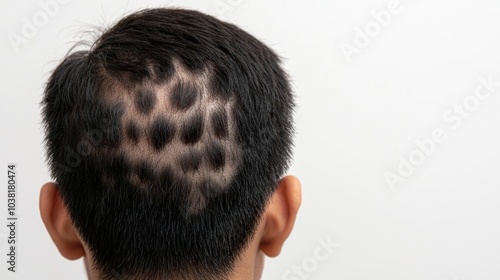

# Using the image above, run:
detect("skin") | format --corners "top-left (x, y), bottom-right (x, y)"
top-left (39, 175), bottom-right (302, 280)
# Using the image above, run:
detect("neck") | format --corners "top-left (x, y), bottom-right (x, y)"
top-left (83, 251), bottom-right (265, 280)
top-left (229, 250), bottom-right (265, 280)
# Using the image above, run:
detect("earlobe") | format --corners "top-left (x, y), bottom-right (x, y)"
top-left (39, 182), bottom-right (85, 260)
top-left (259, 175), bottom-right (302, 257)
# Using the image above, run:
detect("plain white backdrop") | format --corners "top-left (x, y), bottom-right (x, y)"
top-left (1, 0), bottom-right (500, 279)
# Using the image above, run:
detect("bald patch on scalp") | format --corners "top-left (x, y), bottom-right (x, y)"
top-left (170, 81), bottom-right (199, 111)
top-left (206, 142), bottom-right (225, 171)
top-left (150, 117), bottom-right (175, 150)
top-left (126, 121), bottom-right (140, 144)
top-left (96, 59), bottom-right (242, 214)
top-left (210, 106), bottom-right (229, 139)
top-left (135, 88), bottom-right (157, 114)
top-left (181, 112), bottom-right (204, 144)
top-left (179, 149), bottom-right (202, 173)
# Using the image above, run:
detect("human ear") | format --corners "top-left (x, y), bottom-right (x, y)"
top-left (259, 175), bottom-right (302, 257)
top-left (39, 182), bottom-right (85, 260)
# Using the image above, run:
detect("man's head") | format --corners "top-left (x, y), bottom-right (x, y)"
top-left (40, 8), bottom-right (300, 280)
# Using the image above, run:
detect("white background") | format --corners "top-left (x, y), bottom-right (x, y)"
top-left (1, 0), bottom-right (500, 279)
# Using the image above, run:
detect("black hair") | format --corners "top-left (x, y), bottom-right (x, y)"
top-left (42, 8), bottom-right (294, 280)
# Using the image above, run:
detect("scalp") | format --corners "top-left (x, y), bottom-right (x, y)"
top-left (95, 59), bottom-right (241, 213)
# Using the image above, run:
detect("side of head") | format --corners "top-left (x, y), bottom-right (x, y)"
top-left (40, 8), bottom-right (299, 280)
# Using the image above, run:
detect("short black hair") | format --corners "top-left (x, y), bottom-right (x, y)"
top-left (42, 8), bottom-right (294, 280)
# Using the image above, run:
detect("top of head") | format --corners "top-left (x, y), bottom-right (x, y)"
top-left (42, 7), bottom-right (294, 279)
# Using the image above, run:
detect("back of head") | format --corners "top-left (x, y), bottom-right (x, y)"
top-left (42, 8), bottom-right (294, 279)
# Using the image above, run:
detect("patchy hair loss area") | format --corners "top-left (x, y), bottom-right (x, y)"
top-left (98, 59), bottom-right (241, 214)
